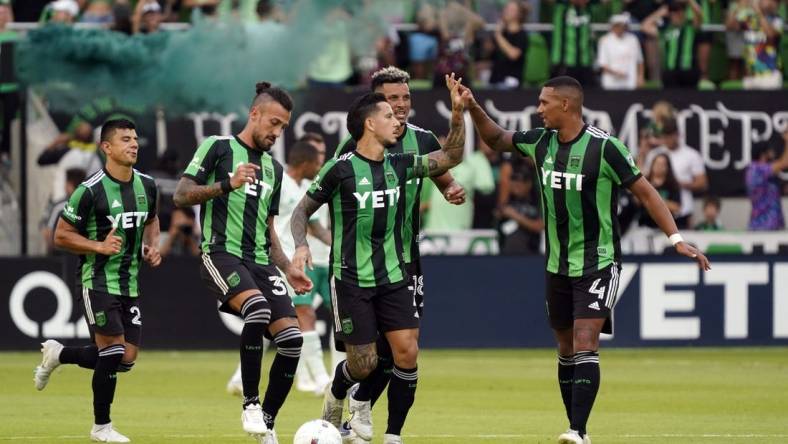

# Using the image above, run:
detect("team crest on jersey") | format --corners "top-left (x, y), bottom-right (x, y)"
top-left (226, 272), bottom-right (241, 288)
top-left (95, 311), bottom-right (107, 327)
top-left (264, 166), bottom-right (273, 179)
top-left (341, 317), bottom-right (354, 334)
top-left (136, 195), bottom-right (146, 206)
top-left (385, 171), bottom-right (397, 184)
top-left (570, 155), bottom-right (582, 169)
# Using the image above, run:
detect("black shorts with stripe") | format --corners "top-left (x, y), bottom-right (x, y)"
top-left (546, 262), bottom-right (621, 335)
top-left (405, 260), bottom-right (425, 317)
top-left (200, 251), bottom-right (296, 322)
top-left (330, 277), bottom-right (420, 346)
top-left (79, 287), bottom-right (142, 346)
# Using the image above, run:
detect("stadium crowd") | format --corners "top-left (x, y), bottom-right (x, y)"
top-left (1, 0), bottom-right (787, 90)
top-left (0, 0), bottom-right (785, 256)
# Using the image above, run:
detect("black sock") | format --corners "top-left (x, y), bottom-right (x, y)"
top-left (558, 354), bottom-right (575, 422)
top-left (60, 345), bottom-right (98, 369)
top-left (239, 295), bottom-right (271, 407)
top-left (571, 351), bottom-right (600, 436)
top-left (261, 326), bottom-right (302, 429)
top-left (386, 365), bottom-right (417, 436)
top-left (92, 344), bottom-right (124, 425)
top-left (355, 354), bottom-right (393, 405)
top-left (330, 361), bottom-right (357, 400)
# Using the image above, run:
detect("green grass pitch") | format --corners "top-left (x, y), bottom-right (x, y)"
top-left (1, 348), bottom-right (787, 443)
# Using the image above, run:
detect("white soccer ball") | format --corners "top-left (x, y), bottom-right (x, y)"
top-left (293, 419), bottom-right (342, 444)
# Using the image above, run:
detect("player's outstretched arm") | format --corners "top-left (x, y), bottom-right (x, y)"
top-left (54, 219), bottom-right (122, 256)
top-left (424, 74), bottom-right (466, 177)
top-left (629, 177), bottom-right (711, 271)
top-left (453, 81), bottom-right (516, 153)
top-left (291, 195), bottom-right (323, 270)
top-left (173, 163), bottom-right (260, 207)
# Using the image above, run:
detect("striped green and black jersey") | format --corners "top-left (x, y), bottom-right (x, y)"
top-left (182, 135), bottom-right (283, 265)
top-left (334, 124), bottom-right (441, 264)
top-left (61, 168), bottom-right (158, 297)
top-left (513, 125), bottom-right (641, 277)
top-left (308, 151), bottom-right (431, 287)
top-left (552, 2), bottom-right (593, 68)
top-left (660, 22), bottom-right (696, 71)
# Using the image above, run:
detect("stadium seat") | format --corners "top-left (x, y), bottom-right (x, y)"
top-left (719, 80), bottom-right (743, 90)
top-left (409, 79), bottom-right (432, 90)
top-left (705, 243), bottom-right (744, 255)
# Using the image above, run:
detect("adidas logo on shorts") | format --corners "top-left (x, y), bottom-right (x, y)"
top-left (588, 301), bottom-right (600, 311)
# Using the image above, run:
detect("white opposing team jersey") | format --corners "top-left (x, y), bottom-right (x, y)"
top-left (275, 173), bottom-right (330, 267)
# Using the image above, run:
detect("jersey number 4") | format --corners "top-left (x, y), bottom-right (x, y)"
top-left (588, 278), bottom-right (606, 300)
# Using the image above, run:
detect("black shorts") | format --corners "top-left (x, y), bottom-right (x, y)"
top-left (546, 263), bottom-right (621, 335)
top-left (79, 287), bottom-right (142, 346)
top-left (405, 260), bottom-right (425, 317)
top-left (200, 251), bottom-right (296, 323)
top-left (330, 277), bottom-right (420, 345)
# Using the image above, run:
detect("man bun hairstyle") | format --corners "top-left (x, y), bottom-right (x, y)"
top-left (346, 92), bottom-right (388, 142)
top-left (253, 81), bottom-right (293, 111)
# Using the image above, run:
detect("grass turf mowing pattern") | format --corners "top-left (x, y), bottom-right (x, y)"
top-left (1, 348), bottom-right (786, 443)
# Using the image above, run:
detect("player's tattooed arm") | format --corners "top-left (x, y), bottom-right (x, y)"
top-left (291, 195), bottom-right (323, 249)
top-left (346, 343), bottom-right (379, 380)
top-left (307, 220), bottom-right (332, 246)
top-left (450, 79), bottom-right (516, 153)
top-left (173, 178), bottom-right (224, 207)
top-left (173, 163), bottom-right (260, 207)
top-left (421, 74), bottom-right (467, 177)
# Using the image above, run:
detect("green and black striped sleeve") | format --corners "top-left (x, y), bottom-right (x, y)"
top-left (307, 158), bottom-right (342, 203)
top-left (512, 128), bottom-right (549, 158)
top-left (183, 136), bottom-right (222, 184)
top-left (602, 137), bottom-right (642, 187)
top-left (61, 184), bottom-right (93, 232)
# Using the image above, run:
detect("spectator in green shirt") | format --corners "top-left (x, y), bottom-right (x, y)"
top-left (694, 195), bottom-right (724, 230)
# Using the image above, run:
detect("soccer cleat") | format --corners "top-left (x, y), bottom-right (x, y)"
top-left (34, 339), bottom-right (63, 391)
top-left (583, 434), bottom-right (591, 444)
top-left (348, 396), bottom-right (373, 441)
top-left (260, 428), bottom-right (278, 444)
top-left (90, 423), bottom-right (130, 443)
top-left (557, 429), bottom-right (584, 444)
top-left (383, 434), bottom-right (403, 444)
top-left (340, 421), bottom-right (360, 443)
top-left (321, 384), bottom-right (344, 429)
top-left (226, 367), bottom-right (243, 397)
top-left (241, 403), bottom-right (268, 435)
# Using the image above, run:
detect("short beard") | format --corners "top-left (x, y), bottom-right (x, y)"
top-left (252, 134), bottom-right (272, 151)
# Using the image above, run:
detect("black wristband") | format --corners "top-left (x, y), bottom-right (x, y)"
top-left (220, 179), bottom-right (233, 194)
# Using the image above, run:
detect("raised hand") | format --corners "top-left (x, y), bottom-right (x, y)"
top-left (230, 162), bottom-right (260, 189)
top-left (675, 242), bottom-right (712, 271)
top-left (445, 72), bottom-right (465, 111)
top-left (98, 226), bottom-right (123, 256)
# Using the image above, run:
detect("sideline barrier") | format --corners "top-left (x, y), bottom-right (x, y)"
top-left (1, 255), bottom-right (786, 350)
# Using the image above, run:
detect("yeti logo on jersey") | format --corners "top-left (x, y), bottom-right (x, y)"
top-left (227, 171), bottom-right (273, 199)
top-left (107, 212), bottom-right (149, 228)
top-left (353, 188), bottom-right (401, 209)
top-left (541, 168), bottom-right (585, 191)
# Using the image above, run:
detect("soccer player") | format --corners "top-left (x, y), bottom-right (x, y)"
top-left (332, 67), bottom-right (466, 436)
top-left (290, 74), bottom-right (467, 444)
top-left (35, 119), bottom-right (161, 443)
top-left (458, 76), bottom-right (711, 444)
top-left (173, 82), bottom-right (312, 444)
top-left (224, 134), bottom-right (337, 397)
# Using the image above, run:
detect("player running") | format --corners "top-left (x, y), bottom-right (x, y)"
top-left (290, 74), bottom-right (467, 444)
top-left (173, 82), bottom-right (312, 444)
top-left (459, 76), bottom-right (711, 444)
top-left (36, 119), bottom-right (161, 443)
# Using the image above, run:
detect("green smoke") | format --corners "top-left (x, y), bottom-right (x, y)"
top-left (16, 0), bottom-right (387, 114)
